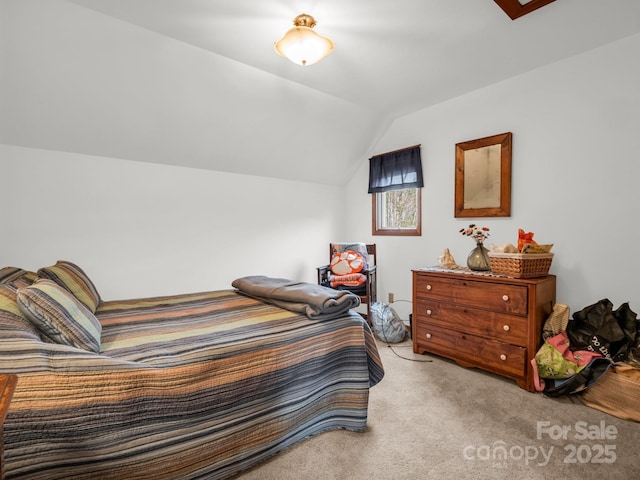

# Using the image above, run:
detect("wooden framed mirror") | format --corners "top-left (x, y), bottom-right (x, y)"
top-left (493, 0), bottom-right (556, 20)
top-left (455, 132), bottom-right (512, 218)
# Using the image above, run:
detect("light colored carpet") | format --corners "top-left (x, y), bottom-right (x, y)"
top-left (237, 336), bottom-right (640, 480)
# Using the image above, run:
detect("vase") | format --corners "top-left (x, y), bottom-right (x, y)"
top-left (467, 241), bottom-right (491, 271)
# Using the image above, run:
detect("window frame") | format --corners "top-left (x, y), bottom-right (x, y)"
top-left (372, 187), bottom-right (422, 236)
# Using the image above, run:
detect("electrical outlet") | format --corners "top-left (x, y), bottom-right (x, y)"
top-left (388, 292), bottom-right (394, 303)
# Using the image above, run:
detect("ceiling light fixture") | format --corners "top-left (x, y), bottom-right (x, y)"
top-left (274, 14), bottom-right (334, 66)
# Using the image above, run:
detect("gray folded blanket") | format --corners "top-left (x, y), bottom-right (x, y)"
top-left (231, 275), bottom-right (361, 321)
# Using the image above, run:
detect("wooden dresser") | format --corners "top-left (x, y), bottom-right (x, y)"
top-left (412, 269), bottom-right (556, 392)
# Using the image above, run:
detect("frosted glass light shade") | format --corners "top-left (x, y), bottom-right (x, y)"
top-left (274, 14), bottom-right (334, 66)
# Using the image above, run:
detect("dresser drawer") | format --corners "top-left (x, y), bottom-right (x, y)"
top-left (414, 274), bottom-right (528, 316)
top-left (414, 298), bottom-right (528, 345)
top-left (415, 323), bottom-right (526, 379)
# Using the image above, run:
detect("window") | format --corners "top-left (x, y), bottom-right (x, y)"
top-left (368, 145), bottom-right (423, 236)
top-left (372, 188), bottom-right (421, 236)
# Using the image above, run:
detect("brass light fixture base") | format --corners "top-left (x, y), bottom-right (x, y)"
top-left (292, 13), bottom-right (317, 28)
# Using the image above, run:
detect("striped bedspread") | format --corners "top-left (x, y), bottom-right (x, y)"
top-left (0, 289), bottom-right (384, 480)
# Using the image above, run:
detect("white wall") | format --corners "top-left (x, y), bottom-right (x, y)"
top-left (0, 0), bottom-right (380, 186)
top-left (0, 144), bottom-right (344, 300)
top-left (346, 32), bottom-right (640, 318)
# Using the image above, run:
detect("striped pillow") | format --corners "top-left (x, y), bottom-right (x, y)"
top-left (0, 284), bottom-right (29, 319)
top-left (38, 260), bottom-right (101, 313)
top-left (0, 266), bottom-right (37, 289)
top-left (0, 286), bottom-right (42, 341)
top-left (17, 279), bottom-right (102, 353)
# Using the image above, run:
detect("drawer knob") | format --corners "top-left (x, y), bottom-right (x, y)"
top-left (425, 333), bottom-right (432, 339)
top-left (426, 284), bottom-right (432, 291)
top-left (502, 295), bottom-right (509, 302)
top-left (500, 354), bottom-right (507, 361)
top-left (426, 309), bottom-right (432, 315)
top-left (503, 325), bottom-right (510, 331)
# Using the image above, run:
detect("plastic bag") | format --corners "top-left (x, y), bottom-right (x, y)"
top-left (369, 302), bottom-right (406, 343)
top-left (566, 298), bottom-right (637, 361)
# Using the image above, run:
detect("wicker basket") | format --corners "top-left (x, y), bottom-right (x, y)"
top-left (580, 364), bottom-right (640, 422)
top-left (487, 252), bottom-right (553, 278)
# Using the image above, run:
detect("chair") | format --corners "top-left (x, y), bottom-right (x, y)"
top-left (317, 243), bottom-right (377, 321)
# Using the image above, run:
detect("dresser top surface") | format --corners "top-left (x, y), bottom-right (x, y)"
top-left (413, 267), bottom-right (556, 285)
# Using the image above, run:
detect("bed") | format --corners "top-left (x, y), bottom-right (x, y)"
top-left (0, 262), bottom-right (384, 480)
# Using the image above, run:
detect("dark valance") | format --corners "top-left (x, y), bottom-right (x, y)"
top-left (368, 145), bottom-right (423, 194)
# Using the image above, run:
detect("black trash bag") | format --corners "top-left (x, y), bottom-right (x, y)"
top-left (628, 340), bottom-right (640, 368)
top-left (609, 302), bottom-right (639, 362)
top-left (542, 357), bottom-right (613, 398)
top-left (566, 299), bottom-right (627, 360)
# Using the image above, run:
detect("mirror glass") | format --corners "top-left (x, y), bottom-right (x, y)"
top-left (463, 144), bottom-right (501, 209)
top-left (455, 132), bottom-right (512, 218)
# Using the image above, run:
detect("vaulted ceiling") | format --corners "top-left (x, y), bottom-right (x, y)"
top-left (69, 0), bottom-right (640, 118)
top-left (5, 0), bottom-right (640, 185)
